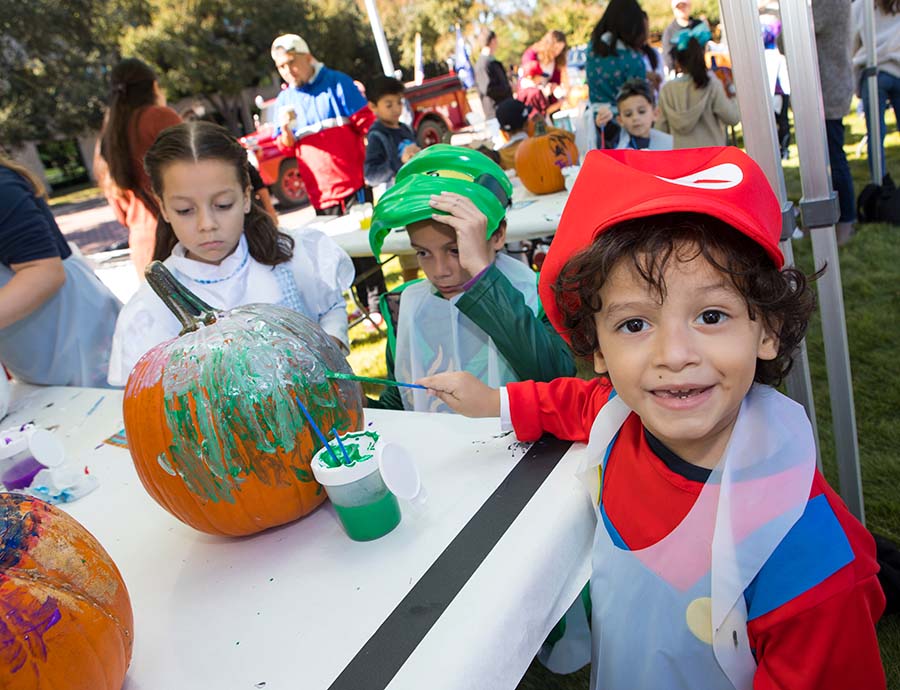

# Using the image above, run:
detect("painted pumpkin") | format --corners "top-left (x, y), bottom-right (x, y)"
top-left (0, 493), bottom-right (133, 690)
top-left (123, 262), bottom-right (364, 536)
top-left (514, 119), bottom-right (580, 195)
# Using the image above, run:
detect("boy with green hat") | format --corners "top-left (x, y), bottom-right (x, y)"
top-left (367, 144), bottom-right (574, 411)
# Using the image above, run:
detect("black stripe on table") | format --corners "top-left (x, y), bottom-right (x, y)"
top-left (328, 434), bottom-right (573, 690)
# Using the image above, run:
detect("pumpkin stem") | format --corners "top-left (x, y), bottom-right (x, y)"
top-left (533, 116), bottom-right (547, 137)
top-left (145, 261), bottom-right (218, 334)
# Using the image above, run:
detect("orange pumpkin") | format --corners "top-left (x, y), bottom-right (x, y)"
top-left (123, 262), bottom-right (364, 536)
top-left (514, 118), bottom-right (580, 195)
top-left (0, 493), bottom-right (133, 690)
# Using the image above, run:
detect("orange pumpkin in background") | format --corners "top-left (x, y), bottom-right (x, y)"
top-left (0, 493), bottom-right (133, 690)
top-left (123, 262), bottom-right (364, 536)
top-left (514, 118), bottom-right (580, 195)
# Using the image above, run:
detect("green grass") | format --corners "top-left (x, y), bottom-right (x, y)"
top-left (47, 182), bottom-right (104, 207)
top-left (348, 114), bottom-right (900, 687)
top-left (345, 258), bottom-right (403, 398)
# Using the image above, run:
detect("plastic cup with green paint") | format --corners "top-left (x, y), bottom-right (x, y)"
top-left (312, 431), bottom-right (400, 541)
top-left (311, 430), bottom-right (424, 542)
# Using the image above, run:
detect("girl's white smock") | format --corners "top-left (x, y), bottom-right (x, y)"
top-left (107, 229), bottom-right (353, 386)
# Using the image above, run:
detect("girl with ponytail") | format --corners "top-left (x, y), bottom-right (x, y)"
top-left (656, 24), bottom-right (740, 149)
top-left (95, 58), bottom-right (181, 275)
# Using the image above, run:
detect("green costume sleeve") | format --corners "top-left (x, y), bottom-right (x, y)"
top-left (365, 337), bottom-right (404, 410)
top-left (455, 264), bottom-right (576, 382)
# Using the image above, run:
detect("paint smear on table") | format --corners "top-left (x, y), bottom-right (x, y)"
top-left (103, 429), bottom-right (128, 449)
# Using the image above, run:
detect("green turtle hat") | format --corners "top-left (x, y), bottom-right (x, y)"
top-left (369, 144), bottom-right (514, 259)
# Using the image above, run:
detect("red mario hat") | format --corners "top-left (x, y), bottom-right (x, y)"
top-left (539, 147), bottom-right (783, 341)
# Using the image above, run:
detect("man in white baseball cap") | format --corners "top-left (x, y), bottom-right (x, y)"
top-left (269, 33), bottom-right (386, 315)
top-left (661, 0), bottom-right (702, 75)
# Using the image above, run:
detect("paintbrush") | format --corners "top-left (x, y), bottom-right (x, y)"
top-left (326, 371), bottom-right (427, 390)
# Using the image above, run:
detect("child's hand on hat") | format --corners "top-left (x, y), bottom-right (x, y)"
top-left (429, 192), bottom-right (492, 276)
top-left (416, 372), bottom-right (500, 417)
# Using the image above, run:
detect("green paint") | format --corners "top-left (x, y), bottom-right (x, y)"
top-left (332, 492), bottom-right (401, 541)
top-left (149, 305), bottom-right (364, 504)
top-left (325, 371), bottom-right (427, 390)
top-left (316, 430), bottom-right (380, 470)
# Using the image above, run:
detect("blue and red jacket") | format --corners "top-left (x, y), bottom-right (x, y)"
top-left (274, 66), bottom-right (376, 210)
top-left (509, 376), bottom-right (887, 690)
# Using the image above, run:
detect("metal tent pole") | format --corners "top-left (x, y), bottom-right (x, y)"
top-left (861, 0), bottom-right (883, 184)
top-left (780, 0), bottom-right (865, 522)
top-left (718, 0), bottom-right (821, 470)
top-left (363, 0), bottom-right (396, 77)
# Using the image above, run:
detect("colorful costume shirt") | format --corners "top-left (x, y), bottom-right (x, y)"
top-left (274, 66), bottom-right (376, 210)
top-left (508, 376), bottom-right (886, 690)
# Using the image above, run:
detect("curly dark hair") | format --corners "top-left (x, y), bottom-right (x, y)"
top-left (553, 213), bottom-right (818, 386)
top-left (144, 121), bottom-right (293, 265)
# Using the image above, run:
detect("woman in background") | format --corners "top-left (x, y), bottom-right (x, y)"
top-left (95, 58), bottom-right (181, 276)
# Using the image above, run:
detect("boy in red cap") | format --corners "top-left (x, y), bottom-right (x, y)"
top-left (419, 147), bottom-right (886, 690)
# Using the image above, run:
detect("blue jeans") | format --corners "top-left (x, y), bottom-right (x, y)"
top-left (860, 70), bottom-right (900, 182)
top-left (826, 119), bottom-right (856, 223)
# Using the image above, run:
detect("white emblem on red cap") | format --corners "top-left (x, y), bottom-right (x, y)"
top-left (655, 163), bottom-right (743, 190)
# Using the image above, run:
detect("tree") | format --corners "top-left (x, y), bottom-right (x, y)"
top-left (0, 0), bottom-right (145, 147)
top-left (367, 0), bottom-right (478, 72)
top-left (119, 0), bottom-right (378, 134)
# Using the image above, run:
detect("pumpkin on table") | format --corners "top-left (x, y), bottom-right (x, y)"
top-left (123, 262), bottom-right (364, 536)
top-left (0, 493), bottom-right (133, 690)
top-left (514, 118), bottom-right (579, 195)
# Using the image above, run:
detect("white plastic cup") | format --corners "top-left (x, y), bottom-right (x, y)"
top-left (311, 434), bottom-right (401, 542)
top-left (311, 433), bottom-right (424, 541)
top-left (0, 426), bottom-right (65, 491)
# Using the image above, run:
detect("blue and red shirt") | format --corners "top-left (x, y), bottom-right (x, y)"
top-left (508, 376), bottom-right (887, 690)
top-left (274, 65), bottom-right (376, 210)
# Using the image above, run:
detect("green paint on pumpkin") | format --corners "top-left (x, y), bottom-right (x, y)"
top-left (154, 306), bottom-right (361, 504)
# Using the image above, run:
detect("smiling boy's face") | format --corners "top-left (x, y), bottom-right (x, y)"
top-left (592, 247), bottom-right (778, 468)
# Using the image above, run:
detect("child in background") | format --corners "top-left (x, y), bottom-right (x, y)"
top-left (363, 76), bottom-right (421, 187)
top-left (364, 75), bottom-right (421, 283)
top-left (657, 23), bottom-right (740, 149)
top-left (613, 78), bottom-right (673, 150)
top-left (495, 98), bottom-right (576, 170)
top-left (366, 144), bottom-right (574, 412)
top-left (107, 121), bottom-right (354, 385)
top-left (495, 98), bottom-right (533, 169)
top-left (420, 148), bottom-right (886, 689)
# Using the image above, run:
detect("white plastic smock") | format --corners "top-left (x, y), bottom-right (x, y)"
top-left (394, 253), bottom-right (540, 413)
top-left (577, 385), bottom-right (815, 690)
top-left (0, 255), bottom-right (120, 387)
top-left (107, 229), bottom-right (354, 385)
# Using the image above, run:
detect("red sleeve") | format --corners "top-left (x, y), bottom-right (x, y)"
top-left (507, 376), bottom-right (613, 443)
top-left (750, 477), bottom-right (887, 690)
top-left (350, 104), bottom-right (376, 137)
